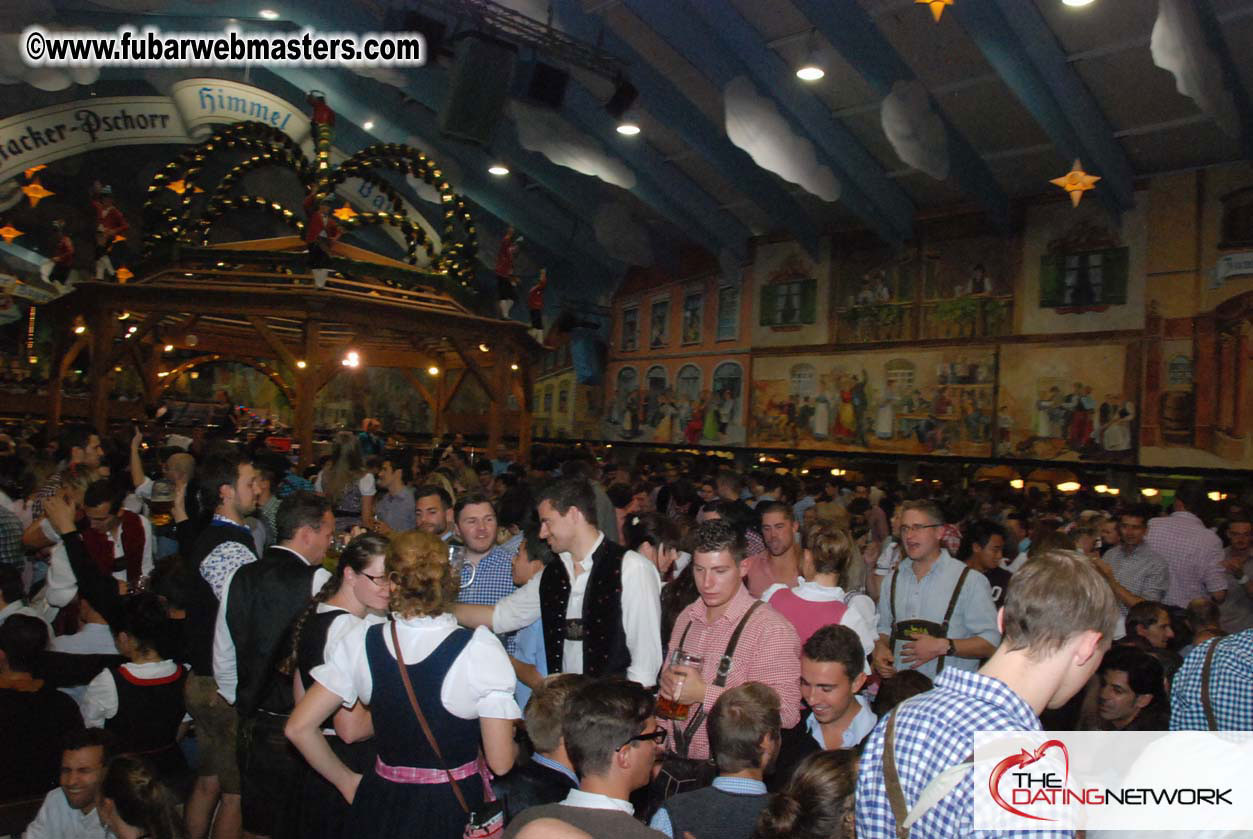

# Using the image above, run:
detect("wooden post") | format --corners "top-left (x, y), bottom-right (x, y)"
top-left (516, 354), bottom-right (533, 464)
top-left (488, 355), bottom-right (506, 454)
top-left (85, 307), bottom-right (117, 434)
top-left (296, 320), bottom-right (321, 468)
top-left (47, 321), bottom-right (70, 433)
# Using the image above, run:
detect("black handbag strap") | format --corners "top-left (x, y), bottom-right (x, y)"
top-left (391, 621), bottom-right (471, 815)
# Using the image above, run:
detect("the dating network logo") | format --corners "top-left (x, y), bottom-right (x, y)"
top-left (988, 739), bottom-right (1071, 821)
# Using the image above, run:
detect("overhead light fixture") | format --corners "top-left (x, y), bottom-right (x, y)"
top-left (157, 371), bottom-right (169, 378)
top-left (1094, 484), bottom-right (1108, 494)
top-left (1056, 481), bottom-right (1081, 493)
top-left (363, 120), bottom-right (375, 130)
top-left (296, 360), bottom-right (307, 369)
top-left (164, 344), bottom-right (174, 352)
top-left (190, 371), bottom-right (199, 379)
top-left (796, 29), bottom-right (825, 81)
top-left (1208, 490), bottom-right (1229, 502)
top-left (259, 9), bottom-right (279, 20)
top-left (427, 365), bottom-right (440, 376)
top-left (488, 164), bottom-right (510, 176)
top-left (1141, 487), bottom-right (1159, 497)
top-left (1009, 478), bottom-right (1025, 490)
top-left (479, 343), bottom-right (490, 353)
top-left (117, 311), bottom-right (130, 321)
top-left (1106, 488), bottom-right (1120, 496)
top-left (73, 324), bottom-right (86, 335)
top-left (616, 121), bottom-right (641, 136)
top-left (605, 77), bottom-right (638, 122)
top-left (1062, 0), bottom-right (1095, 6)
top-left (342, 350), bottom-right (360, 368)
top-left (127, 325), bottom-right (138, 334)
top-left (510, 363), bottom-right (519, 371)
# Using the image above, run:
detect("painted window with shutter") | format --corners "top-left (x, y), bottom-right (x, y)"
top-left (760, 277), bottom-right (816, 326)
top-left (1039, 247), bottom-right (1128, 309)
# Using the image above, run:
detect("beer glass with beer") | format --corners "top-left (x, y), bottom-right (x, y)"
top-left (655, 649), bottom-right (703, 721)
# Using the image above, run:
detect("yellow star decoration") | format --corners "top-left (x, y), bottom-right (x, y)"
top-left (193, 185), bottom-right (205, 193)
top-left (166, 179), bottom-right (188, 195)
top-left (115, 266), bottom-right (134, 283)
top-left (1050, 159), bottom-right (1101, 207)
top-left (0, 224), bottom-right (24, 244)
top-left (21, 181), bottom-right (54, 207)
top-left (917, 0), bottom-right (953, 22)
top-left (23, 164), bottom-right (46, 179)
top-left (332, 205), bottom-right (358, 221)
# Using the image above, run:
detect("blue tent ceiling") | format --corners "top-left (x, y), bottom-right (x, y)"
top-left (8, 0), bottom-right (1253, 294)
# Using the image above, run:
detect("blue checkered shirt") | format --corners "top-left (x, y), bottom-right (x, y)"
top-left (0, 506), bottom-right (24, 568)
top-left (458, 533), bottom-right (522, 654)
top-left (857, 668), bottom-right (1072, 839)
top-left (1170, 630), bottom-right (1253, 731)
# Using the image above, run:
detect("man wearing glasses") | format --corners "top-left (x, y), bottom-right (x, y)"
top-left (871, 500), bottom-right (999, 680)
top-left (504, 680), bottom-right (668, 839)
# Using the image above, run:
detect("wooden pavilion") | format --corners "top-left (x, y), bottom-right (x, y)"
top-left (41, 237), bottom-right (538, 465)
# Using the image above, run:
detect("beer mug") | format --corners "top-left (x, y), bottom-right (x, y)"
top-left (655, 650), bottom-right (704, 721)
top-left (149, 479), bottom-right (174, 527)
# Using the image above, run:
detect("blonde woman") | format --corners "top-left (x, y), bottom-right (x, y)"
top-left (316, 431), bottom-right (376, 530)
top-left (285, 531), bottom-right (518, 839)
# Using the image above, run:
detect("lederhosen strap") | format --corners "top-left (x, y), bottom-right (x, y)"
top-left (882, 709), bottom-right (911, 839)
top-left (672, 600), bottom-right (764, 757)
top-left (889, 565), bottom-right (973, 674)
top-left (1201, 637), bottom-right (1221, 732)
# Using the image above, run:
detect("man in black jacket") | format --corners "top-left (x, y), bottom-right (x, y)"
top-left (495, 673), bottom-right (587, 823)
top-left (215, 491), bottom-right (333, 839)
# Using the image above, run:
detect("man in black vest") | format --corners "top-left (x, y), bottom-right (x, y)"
top-left (184, 451), bottom-right (258, 839)
top-left (455, 478), bottom-right (661, 687)
top-left (215, 491), bottom-right (333, 839)
top-left (648, 682), bottom-right (779, 839)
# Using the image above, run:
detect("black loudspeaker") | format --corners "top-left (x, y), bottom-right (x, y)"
top-left (384, 10), bottom-right (446, 55)
top-left (440, 32), bottom-right (518, 146)
top-left (520, 61), bottom-right (569, 109)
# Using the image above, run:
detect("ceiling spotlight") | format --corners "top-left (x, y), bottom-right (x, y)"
top-left (427, 365), bottom-right (440, 376)
top-left (342, 350), bottom-right (360, 368)
top-left (363, 120), bottom-right (375, 131)
top-left (605, 77), bottom-right (638, 121)
top-left (1062, 0), bottom-right (1095, 6)
top-left (296, 360), bottom-right (307, 369)
top-left (1141, 487), bottom-right (1159, 497)
top-left (478, 343), bottom-right (490, 353)
top-left (164, 344), bottom-right (174, 352)
top-left (127, 325), bottom-right (138, 334)
top-left (796, 30), bottom-right (825, 81)
top-left (1056, 481), bottom-right (1081, 493)
top-left (73, 324), bottom-right (86, 335)
top-left (488, 164), bottom-right (510, 176)
top-left (616, 114), bottom-right (641, 136)
top-left (117, 311), bottom-right (130, 321)
top-left (510, 363), bottom-right (519, 371)
top-left (259, 9), bottom-right (279, 20)
top-left (1009, 478), bottom-right (1025, 490)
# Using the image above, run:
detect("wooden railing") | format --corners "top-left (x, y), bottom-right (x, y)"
top-left (836, 296), bottom-right (1014, 343)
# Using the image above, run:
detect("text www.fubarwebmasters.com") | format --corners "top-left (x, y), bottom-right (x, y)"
top-left (21, 26), bottom-right (426, 68)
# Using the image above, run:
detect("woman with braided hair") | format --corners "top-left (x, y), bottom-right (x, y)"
top-left (283, 532), bottom-right (391, 839)
top-left (99, 754), bottom-right (187, 839)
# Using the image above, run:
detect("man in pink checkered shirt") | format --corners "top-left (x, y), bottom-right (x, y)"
top-left (658, 520), bottom-right (801, 762)
top-left (1146, 481), bottom-right (1227, 608)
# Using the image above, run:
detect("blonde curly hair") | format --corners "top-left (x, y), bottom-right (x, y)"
top-left (388, 530), bottom-right (458, 618)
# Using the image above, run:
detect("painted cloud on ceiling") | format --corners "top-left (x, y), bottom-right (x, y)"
top-left (594, 201), bottom-right (653, 267)
top-left (881, 80), bottom-right (950, 181)
top-left (723, 76), bottom-right (840, 203)
top-left (1151, 0), bottom-right (1240, 138)
top-left (510, 101), bottom-right (636, 190)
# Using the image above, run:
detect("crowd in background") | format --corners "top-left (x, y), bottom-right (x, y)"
top-left (1, 420), bottom-right (1250, 839)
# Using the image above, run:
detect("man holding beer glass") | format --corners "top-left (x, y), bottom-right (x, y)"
top-left (657, 520), bottom-right (802, 765)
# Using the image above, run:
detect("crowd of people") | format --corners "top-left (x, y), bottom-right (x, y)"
top-left (0, 421), bottom-right (1250, 839)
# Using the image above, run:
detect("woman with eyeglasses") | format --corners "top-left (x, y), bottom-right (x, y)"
top-left (285, 530), bottom-right (519, 839)
top-left (280, 532), bottom-right (390, 839)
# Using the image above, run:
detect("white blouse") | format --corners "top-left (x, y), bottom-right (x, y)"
top-left (313, 612), bottom-right (521, 722)
top-left (314, 472), bottom-right (377, 497)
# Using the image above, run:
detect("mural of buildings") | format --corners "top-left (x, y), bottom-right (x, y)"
top-left (566, 161), bottom-right (1253, 472)
top-left (534, 342), bottom-right (602, 440)
top-left (603, 263), bottom-right (752, 446)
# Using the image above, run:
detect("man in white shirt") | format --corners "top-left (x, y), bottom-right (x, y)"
top-left (503, 680), bottom-right (666, 839)
top-left (23, 729), bottom-right (114, 839)
top-left (45, 482), bottom-right (155, 609)
top-left (455, 479), bottom-right (662, 688)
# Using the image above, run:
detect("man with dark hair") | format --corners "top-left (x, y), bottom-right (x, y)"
top-left (214, 491), bottom-right (333, 839)
top-left (561, 458), bottom-right (619, 544)
top-left (1094, 504), bottom-right (1170, 618)
top-left (456, 478), bottom-right (662, 687)
top-left (371, 456), bottom-right (416, 534)
top-left (659, 520), bottom-right (801, 763)
top-left (414, 483), bottom-right (454, 541)
top-left (1124, 600), bottom-right (1174, 650)
top-left (23, 728), bottom-right (113, 839)
top-left (1148, 480), bottom-right (1227, 607)
top-left (872, 499), bottom-right (1000, 680)
top-left (1218, 515), bottom-right (1253, 633)
top-left (759, 501), bottom-right (803, 590)
top-left (958, 520), bottom-right (1010, 609)
top-left (184, 450), bottom-right (258, 839)
top-left (0, 614), bottom-right (84, 800)
top-left (503, 679), bottom-right (666, 839)
top-left (790, 624), bottom-right (876, 759)
top-left (46, 479), bottom-right (154, 610)
top-left (494, 673), bottom-right (587, 823)
top-left (455, 493), bottom-right (522, 653)
top-left (650, 682), bottom-right (779, 839)
top-left (1095, 646), bottom-right (1168, 730)
top-left (29, 424), bottom-right (103, 520)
